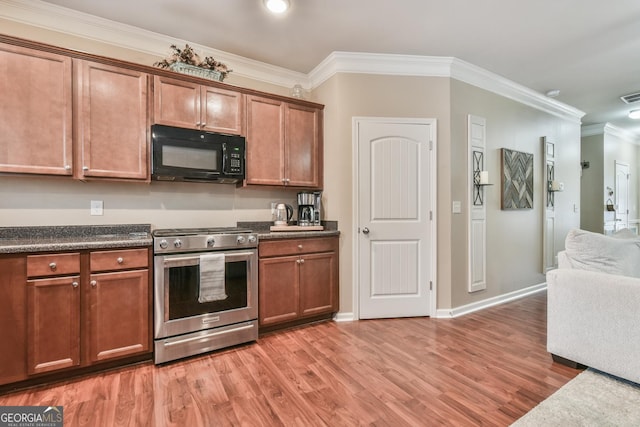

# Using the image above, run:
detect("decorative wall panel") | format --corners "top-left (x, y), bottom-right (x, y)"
top-left (501, 148), bottom-right (533, 210)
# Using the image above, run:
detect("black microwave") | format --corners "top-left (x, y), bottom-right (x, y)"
top-left (151, 125), bottom-right (245, 184)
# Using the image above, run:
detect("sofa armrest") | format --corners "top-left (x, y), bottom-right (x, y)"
top-left (547, 268), bottom-right (640, 383)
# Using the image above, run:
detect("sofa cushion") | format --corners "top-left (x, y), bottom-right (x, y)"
top-left (565, 228), bottom-right (640, 278)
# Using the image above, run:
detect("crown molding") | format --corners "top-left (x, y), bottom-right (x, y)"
top-left (0, 0), bottom-right (309, 88)
top-left (582, 122), bottom-right (640, 143)
top-left (581, 123), bottom-right (606, 137)
top-left (1, 0), bottom-right (586, 122)
top-left (308, 51), bottom-right (453, 86)
top-left (449, 58), bottom-right (585, 123)
top-left (309, 51), bottom-right (584, 123)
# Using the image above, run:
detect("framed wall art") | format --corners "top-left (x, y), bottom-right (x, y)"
top-left (501, 148), bottom-right (533, 209)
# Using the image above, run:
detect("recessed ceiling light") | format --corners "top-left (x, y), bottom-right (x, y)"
top-left (629, 109), bottom-right (640, 119)
top-left (264, 0), bottom-right (290, 14)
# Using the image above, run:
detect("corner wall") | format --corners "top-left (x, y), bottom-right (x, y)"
top-left (580, 134), bottom-right (604, 232)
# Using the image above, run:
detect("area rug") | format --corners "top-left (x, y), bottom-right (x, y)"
top-left (512, 369), bottom-right (640, 426)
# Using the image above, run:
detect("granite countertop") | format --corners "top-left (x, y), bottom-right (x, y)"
top-left (238, 221), bottom-right (340, 240)
top-left (0, 224), bottom-right (152, 254)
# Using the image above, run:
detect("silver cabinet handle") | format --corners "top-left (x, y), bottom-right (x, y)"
top-left (49, 262), bottom-right (57, 271)
top-left (90, 280), bottom-right (97, 288)
top-left (117, 257), bottom-right (124, 264)
top-left (72, 281), bottom-right (79, 288)
top-left (362, 227), bottom-right (370, 234)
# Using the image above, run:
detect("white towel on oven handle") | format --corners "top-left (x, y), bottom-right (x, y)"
top-left (198, 253), bottom-right (228, 303)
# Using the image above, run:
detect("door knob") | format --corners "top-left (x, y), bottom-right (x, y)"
top-left (362, 227), bottom-right (370, 234)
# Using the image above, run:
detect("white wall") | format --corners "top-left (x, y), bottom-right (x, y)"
top-left (580, 134), bottom-right (605, 232)
top-left (450, 80), bottom-right (581, 308)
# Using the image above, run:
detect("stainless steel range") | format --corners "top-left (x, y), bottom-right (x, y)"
top-left (152, 227), bottom-right (258, 364)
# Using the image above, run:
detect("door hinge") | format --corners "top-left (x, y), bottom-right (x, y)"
top-left (429, 281), bottom-right (433, 291)
top-left (429, 211), bottom-right (433, 220)
top-left (429, 140), bottom-right (433, 150)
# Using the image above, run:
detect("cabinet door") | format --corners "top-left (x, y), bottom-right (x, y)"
top-left (285, 103), bottom-right (322, 188)
top-left (299, 251), bottom-right (338, 317)
top-left (258, 256), bottom-right (299, 326)
top-left (153, 75), bottom-right (201, 129)
top-left (27, 276), bottom-right (81, 375)
top-left (0, 43), bottom-right (72, 175)
top-left (75, 60), bottom-right (149, 180)
top-left (245, 95), bottom-right (285, 185)
top-left (202, 86), bottom-right (243, 135)
top-left (88, 270), bottom-right (150, 363)
top-left (0, 256), bottom-right (27, 385)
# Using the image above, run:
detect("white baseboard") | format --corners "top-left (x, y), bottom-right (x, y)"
top-left (333, 312), bottom-right (355, 322)
top-left (435, 282), bottom-right (547, 318)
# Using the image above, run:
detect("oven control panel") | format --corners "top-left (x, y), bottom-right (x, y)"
top-left (154, 232), bottom-right (258, 254)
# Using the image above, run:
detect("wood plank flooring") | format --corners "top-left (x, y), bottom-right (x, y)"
top-left (0, 291), bottom-right (580, 426)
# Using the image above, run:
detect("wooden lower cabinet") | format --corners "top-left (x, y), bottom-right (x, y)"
top-left (27, 275), bottom-right (81, 375)
top-left (17, 248), bottom-right (152, 383)
top-left (0, 256), bottom-right (27, 385)
top-left (88, 270), bottom-right (149, 363)
top-left (259, 236), bottom-right (338, 329)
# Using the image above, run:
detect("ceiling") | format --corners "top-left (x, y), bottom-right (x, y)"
top-left (37, 0), bottom-right (640, 136)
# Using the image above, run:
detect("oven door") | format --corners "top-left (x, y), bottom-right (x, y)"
top-left (154, 249), bottom-right (258, 339)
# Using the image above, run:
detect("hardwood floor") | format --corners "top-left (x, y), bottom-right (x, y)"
top-left (0, 291), bottom-right (580, 426)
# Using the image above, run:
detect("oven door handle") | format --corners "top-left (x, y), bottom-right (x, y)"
top-left (163, 323), bottom-right (256, 347)
top-left (162, 256), bottom-right (200, 268)
top-left (161, 251), bottom-right (256, 268)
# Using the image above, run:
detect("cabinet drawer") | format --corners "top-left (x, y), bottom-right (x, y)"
top-left (90, 248), bottom-right (148, 272)
top-left (27, 253), bottom-right (80, 277)
top-left (259, 237), bottom-right (337, 258)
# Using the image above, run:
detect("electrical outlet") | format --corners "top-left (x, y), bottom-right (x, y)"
top-left (90, 200), bottom-right (103, 216)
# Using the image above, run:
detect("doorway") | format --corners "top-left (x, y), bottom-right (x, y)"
top-left (615, 161), bottom-right (630, 231)
top-left (354, 117), bottom-right (436, 319)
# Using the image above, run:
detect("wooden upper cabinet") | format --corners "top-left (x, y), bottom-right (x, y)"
top-left (245, 94), bottom-right (322, 188)
top-left (245, 95), bottom-right (285, 186)
top-left (74, 60), bottom-right (150, 180)
top-left (154, 75), bottom-right (243, 135)
top-left (0, 43), bottom-right (73, 175)
top-left (286, 103), bottom-right (322, 188)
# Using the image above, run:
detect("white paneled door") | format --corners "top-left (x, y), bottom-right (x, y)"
top-left (356, 118), bottom-right (435, 319)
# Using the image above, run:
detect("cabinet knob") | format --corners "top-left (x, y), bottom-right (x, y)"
top-left (49, 262), bottom-right (57, 271)
top-left (300, 258), bottom-right (305, 264)
top-left (64, 165), bottom-right (71, 171)
top-left (298, 244), bottom-right (303, 249)
top-left (83, 166), bottom-right (89, 171)
top-left (72, 281), bottom-right (79, 288)
top-left (117, 257), bottom-right (124, 264)
top-left (90, 280), bottom-right (97, 288)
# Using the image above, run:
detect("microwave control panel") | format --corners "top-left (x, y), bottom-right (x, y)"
top-left (229, 152), bottom-right (242, 174)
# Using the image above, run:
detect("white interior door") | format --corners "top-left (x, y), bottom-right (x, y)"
top-left (356, 118), bottom-right (434, 319)
top-left (615, 161), bottom-right (630, 230)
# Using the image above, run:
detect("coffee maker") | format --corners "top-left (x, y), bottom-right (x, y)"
top-left (297, 191), bottom-right (322, 226)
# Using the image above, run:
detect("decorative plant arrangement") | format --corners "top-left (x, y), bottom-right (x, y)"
top-left (154, 44), bottom-right (232, 82)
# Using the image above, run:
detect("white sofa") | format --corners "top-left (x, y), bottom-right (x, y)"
top-left (546, 228), bottom-right (640, 384)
